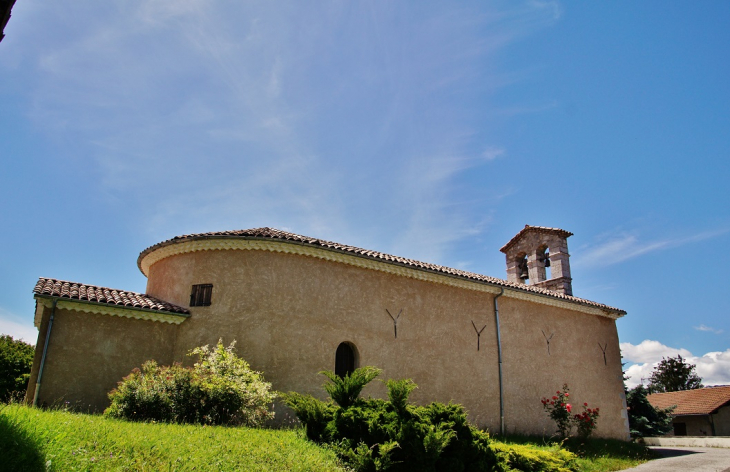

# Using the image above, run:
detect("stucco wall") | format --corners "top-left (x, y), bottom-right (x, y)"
top-left (26, 305), bottom-right (177, 411)
top-left (672, 415), bottom-right (715, 436)
top-left (714, 405), bottom-right (730, 436)
top-left (145, 246), bottom-right (628, 438)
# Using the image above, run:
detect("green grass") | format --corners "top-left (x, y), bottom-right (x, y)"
top-left (0, 404), bottom-right (346, 472)
top-left (496, 434), bottom-right (656, 472)
top-left (1, 404), bottom-right (656, 472)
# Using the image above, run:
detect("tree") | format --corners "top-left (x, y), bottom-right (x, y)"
top-left (0, 334), bottom-right (35, 402)
top-left (626, 385), bottom-right (674, 438)
top-left (647, 355), bottom-right (703, 393)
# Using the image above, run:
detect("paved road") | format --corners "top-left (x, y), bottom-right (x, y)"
top-left (626, 446), bottom-right (730, 471)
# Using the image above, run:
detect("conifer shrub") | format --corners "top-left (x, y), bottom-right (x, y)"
top-left (626, 385), bottom-right (674, 438)
top-left (491, 443), bottom-right (577, 472)
top-left (283, 367), bottom-right (577, 472)
top-left (104, 340), bottom-right (275, 426)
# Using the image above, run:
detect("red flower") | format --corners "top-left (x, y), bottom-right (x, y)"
top-left (566, 404), bottom-right (572, 413)
top-left (552, 396), bottom-right (558, 400)
top-left (584, 402), bottom-right (588, 406)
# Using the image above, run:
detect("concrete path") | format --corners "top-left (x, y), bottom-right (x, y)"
top-left (626, 446), bottom-right (730, 471)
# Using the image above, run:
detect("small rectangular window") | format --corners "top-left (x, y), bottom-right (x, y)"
top-left (190, 284), bottom-right (213, 307)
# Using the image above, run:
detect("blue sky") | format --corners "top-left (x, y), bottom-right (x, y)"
top-left (2, 1), bottom-right (729, 386)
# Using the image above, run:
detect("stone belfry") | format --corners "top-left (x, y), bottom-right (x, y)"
top-left (500, 225), bottom-right (573, 296)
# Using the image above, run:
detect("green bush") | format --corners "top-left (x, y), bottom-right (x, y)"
top-left (491, 443), bottom-right (576, 472)
top-left (321, 366), bottom-right (382, 408)
top-left (0, 334), bottom-right (34, 402)
top-left (104, 340), bottom-right (276, 426)
top-left (283, 367), bottom-right (576, 472)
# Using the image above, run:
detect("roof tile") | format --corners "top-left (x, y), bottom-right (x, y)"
top-left (33, 277), bottom-right (190, 315)
top-left (138, 227), bottom-right (624, 314)
top-left (647, 386), bottom-right (730, 416)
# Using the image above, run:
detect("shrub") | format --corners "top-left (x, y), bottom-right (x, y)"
top-left (572, 403), bottom-right (599, 439)
top-left (104, 340), bottom-right (275, 426)
top-left (0, 334), bottom-right (34, 402)
top-left (321, 366), bottom-right (382, 408)
top-left (541, 385), bottom-right (600, 439)
top-left (491, 443), bottom-right (577, 472)
top-left (284, 367), bottom-right (576, 472)
top-left (541, 384), bottom-right (573, 439)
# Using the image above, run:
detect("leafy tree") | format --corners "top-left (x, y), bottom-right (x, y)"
top-left (0, 334), bottom-right (35, 402)
top-left (626, 385), bottom-right (674, 438)
top-left (647, 355), bottom-right (703, 393)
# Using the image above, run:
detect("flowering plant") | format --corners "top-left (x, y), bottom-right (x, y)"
top-left (573, 403), bottom-right (600, 438)
top-left (541, 384), bottom-right (573, 438)
top-left (541, 385), bottom-right (601, 439)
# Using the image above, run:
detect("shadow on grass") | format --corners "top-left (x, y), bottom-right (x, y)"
top-left (0, 406), bottom-right (46, 472)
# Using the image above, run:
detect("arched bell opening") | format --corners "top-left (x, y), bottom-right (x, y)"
top-left (335, 342), bottom-right (358, 378)
top-left (538, 245), bottom-right (551, 281)
top-left (516, 253), bottom-right (529, 284)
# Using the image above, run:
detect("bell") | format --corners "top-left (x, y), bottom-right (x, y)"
top-left (518, 259), bottom-right (529, 279)
top-left (544, 256), bottom-right (551, 268)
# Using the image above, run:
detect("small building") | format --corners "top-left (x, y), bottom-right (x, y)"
top-left (26, 225), bottom-right (631, 438)
top-left (648, 386), bottom-right (730, 436)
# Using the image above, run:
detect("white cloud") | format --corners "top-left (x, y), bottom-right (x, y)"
top-left (575, 229), bottom-right (730, 268)
top-left (622, 340), bottom-right (730, 388)
top-left (621, 339), bottom-right (692, 364)
top-left (694, 324), bottom-right (724, 334)
top-left (0, 308), bottom-right (38, 344)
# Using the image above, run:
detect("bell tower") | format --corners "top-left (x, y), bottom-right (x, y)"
top-left (500, 225), bottom-right (573, 296)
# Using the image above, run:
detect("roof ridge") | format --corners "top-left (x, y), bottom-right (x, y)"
top-left (137, 227), bottom-right (625, 315)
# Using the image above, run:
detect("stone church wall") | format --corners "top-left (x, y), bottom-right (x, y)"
top-left (143, 247), bottom-right (627, 438)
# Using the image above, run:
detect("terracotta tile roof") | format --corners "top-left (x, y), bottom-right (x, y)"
top-left (647, 386), bottom-right (730, 416)
top-left (138, 227), bottom-right (625, 315)
top-left (33, 277), bottom-right (190, 315)
top-left (500, 225), bottom-right (574, 253)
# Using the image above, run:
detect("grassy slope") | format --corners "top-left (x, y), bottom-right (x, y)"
top-left (1, 405), bottom-right (654, 472)
top-left (0, 404), bottom-right (346, 472)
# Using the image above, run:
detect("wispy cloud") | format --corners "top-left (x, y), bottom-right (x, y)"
top-left (9, 1), bottom-right (562, 264)
top-left (694, 324), bottom-right (724, 334)
top-left (482, 146), bottom-right (506, 161)
top-left (575, 228), bottom-right (730, 268)
top-left (622, 340), bottom-right (730, 388)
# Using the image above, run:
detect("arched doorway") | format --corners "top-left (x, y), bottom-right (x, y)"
top-left (335, 342), bottom-right (356, 378)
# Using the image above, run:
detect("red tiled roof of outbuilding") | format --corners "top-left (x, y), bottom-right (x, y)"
top-left (647, 386), bottom-right (730, 416)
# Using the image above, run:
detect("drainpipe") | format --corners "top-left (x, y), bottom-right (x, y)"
top-left (33, 298), bottom-right (57, 407)
top-left (493, 287), bottom-right (505, 436)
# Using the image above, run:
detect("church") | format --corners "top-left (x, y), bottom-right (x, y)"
top-left (26, 225), bottom-right (630, 439)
